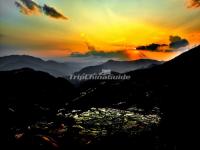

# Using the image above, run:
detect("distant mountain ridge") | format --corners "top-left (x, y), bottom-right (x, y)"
top-left (0, 55), bottom-right (163, 77)
top-left (0, 55), bottom-right (89, 77)
top-left (75, 59), bottom-right (163, 75)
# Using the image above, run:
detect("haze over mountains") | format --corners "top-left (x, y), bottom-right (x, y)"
top-left (0, 55), bottom-right (163, 77)
top-left (75, 59), bottom-right (163, 75)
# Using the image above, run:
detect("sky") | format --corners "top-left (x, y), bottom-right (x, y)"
top-left (0, 0), bottom-right (200, 62)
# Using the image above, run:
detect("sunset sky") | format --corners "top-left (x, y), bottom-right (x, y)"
top-left (0, 0), bottom-right (200, 61)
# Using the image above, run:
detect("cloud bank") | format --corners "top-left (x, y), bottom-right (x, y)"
top-left (136, 43), bottom-right (167, 51)
top-left (15, 0), bottom-right (68, 20)
top-left (136, 36), bottom-right (189, 52)
top-left (70, 50), bottom-right (127, 60)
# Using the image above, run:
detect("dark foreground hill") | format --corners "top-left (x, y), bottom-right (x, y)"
top-left (1, 68), bottom-right (76, 104)
top-left (1, 68), bottom-right (77, 134)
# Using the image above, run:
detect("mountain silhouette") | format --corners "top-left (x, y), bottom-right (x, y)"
top-left (5, 46), bottom-right (200, 149)
top-left (0, 55), bottom-right (88, 77)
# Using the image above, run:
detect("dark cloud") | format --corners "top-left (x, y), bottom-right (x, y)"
top-left (136, 43), bottom-right (168, 51)
top-left (43, 4), bottom-right (68, 20)
top-left (15, 0), bottom-right (42, 15)
top-left (169, 36), bottom-right (189, 49)
top-left (187, 0), bottom-right (200, 8)
top-left (15, 0), bottom-right (68, 20)
top-left (136, 36), bottom-right (189, 52)
top-left (20, 0), bottom-right (41, 11)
